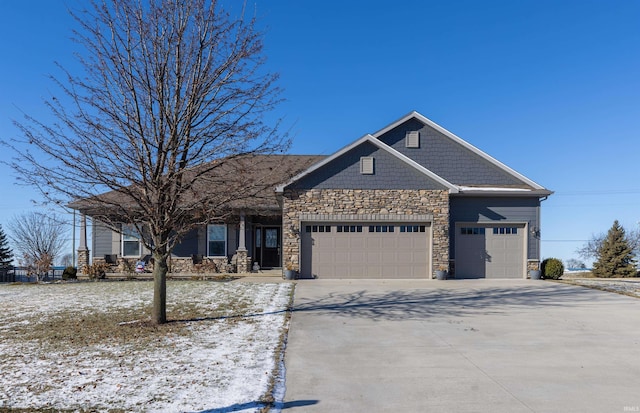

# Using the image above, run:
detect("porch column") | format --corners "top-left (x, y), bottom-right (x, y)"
top-left (238, 212), bottom-right (246, 251)
top-left (77, 213), bottom-right (90, 271)
top-left (236, 213), bottom-right (249, 273)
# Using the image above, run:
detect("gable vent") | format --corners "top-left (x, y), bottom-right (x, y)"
top-left (405, 131), bottom-right (420, 148)
top-left (360, 156), bottom-right (374, 174)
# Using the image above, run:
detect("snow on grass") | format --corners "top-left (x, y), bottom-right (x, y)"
top-left (563, 278), bottom-right (640, 298)
top-left (0, 281), bottom-right (293, 412)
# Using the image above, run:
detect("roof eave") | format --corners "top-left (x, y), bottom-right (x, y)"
top-left (451, 189), bottom-right (554, 197)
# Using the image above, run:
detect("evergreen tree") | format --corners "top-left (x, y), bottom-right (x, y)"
top-left (0, 224), bottom-right (13, 267)
top-left (592, 220), bottom-right (637, 277)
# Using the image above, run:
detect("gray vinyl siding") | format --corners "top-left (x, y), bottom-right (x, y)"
top-left (288, 141), bottom-right (448, 190)
top-left (172, 228), bottom-right (199, 257)
top-left (92, 220), bottom-right (116, 258)
top-left (378, 118), bottom-right (526, 187)
top-left (449, 197), bottom-right (540, 260)
top-left (228, 226), bottom-right (238, 257)
top-left (173, 226), bottom-right (238, 258)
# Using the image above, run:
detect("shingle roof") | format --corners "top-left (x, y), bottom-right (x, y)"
top-left (69, 154), bottom-right (326, 216)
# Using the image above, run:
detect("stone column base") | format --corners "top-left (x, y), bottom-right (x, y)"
top-left (77, 248), bottom-right (90, 272)
top-left (236, 249), bottom-right (249, 273)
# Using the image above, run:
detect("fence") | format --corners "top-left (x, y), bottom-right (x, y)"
top-left (0, 266), bottom-right (65, 283)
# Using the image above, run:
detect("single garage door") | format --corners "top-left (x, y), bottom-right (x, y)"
top-left (455, 224), bottom-right (526, 279)
top-left (300, 222), bottom-right (430, 279)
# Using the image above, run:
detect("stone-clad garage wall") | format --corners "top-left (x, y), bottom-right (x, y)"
top-left (282, 189), bottom-right (450, 276)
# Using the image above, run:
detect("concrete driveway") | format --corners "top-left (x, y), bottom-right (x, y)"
top-left (281, 280), bottom-right (640, 412)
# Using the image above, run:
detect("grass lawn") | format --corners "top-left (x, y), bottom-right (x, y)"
top-left (0, 280), bottom-right (293, 412)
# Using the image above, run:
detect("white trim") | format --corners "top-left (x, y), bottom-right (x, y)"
top-left (276, 134), bottom-right (458, 193)
top-left (207, 224), bottom-right (227, 257)
top-left (457, 186), bottom-right (531, 192)
top-left (121, 224), bottom-right (142, 258)
top-left (373, 111), bottom-right (547, 190)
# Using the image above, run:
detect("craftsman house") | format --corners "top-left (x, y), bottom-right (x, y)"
top-left (77, 111), bottom-right (552, 279)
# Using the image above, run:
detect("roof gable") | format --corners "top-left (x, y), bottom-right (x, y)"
top-left (374, 111), bottom-right (547, 191)
top-left (277, 135), bottom-right (458, 193)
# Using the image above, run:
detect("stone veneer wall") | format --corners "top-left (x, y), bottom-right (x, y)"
top-left (527, 260), bottom-right (540, 274)
top-left (282, 189), bottom-right (450, 276)
top-left (92, 256), bottom-right (233, 274)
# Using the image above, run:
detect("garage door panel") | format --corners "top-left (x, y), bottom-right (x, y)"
top-left (365, 238), bottom-right (381, 249)
top-left (348, 238), bottom-right (365, 250)
top-left (383, 238), bottom-right (398, 250)
top-left (301, 222), bottom-right (430, 279)
top-left (350, 252), bottom-right (366, 265)
top-left (455, 225), bottom-right (525, 279)
top-left (334, 251), bottom-right (350, 265)
top-left (335, 237), bottom-right (350, 249)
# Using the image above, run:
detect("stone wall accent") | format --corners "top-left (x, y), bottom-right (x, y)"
top-left (92, 256), bottom-right (233, 274)
top-left (283, 189), bottom-right (450, 277)
top-left (235, 249), bottom-right (249, 273)
top-left (77, 248), bottom-right (90, 270)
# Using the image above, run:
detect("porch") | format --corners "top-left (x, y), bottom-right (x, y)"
top-left (81, 212), bottom-right (286, 274)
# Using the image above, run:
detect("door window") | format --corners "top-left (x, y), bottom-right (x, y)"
top-left (265, 228), bottom-right (278, 248)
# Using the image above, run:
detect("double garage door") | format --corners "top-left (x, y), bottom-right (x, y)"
top-left (300, 222), bottom-right (430, 279)
top-left (455, 224), bottom-right (526, 279)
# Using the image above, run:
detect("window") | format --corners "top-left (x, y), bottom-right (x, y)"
top-left (368, 225), bottom-right (395, 233)
top-left (336, 225), bottom-right (361, 233)
top-left (460, 227), bottom-right (485, 235)
top-left (399, 225), bottom-right (426, 233)
top-left (360, 157), bottom-right (374, 174)
top-left (122, 225), bottom-right (141, 257)
top-left (265, 228), bottom-right (278, 248)
top-left (492, 227), bottom-right (518, 235)
top-left (307, 225), bottom-right (332, 233)
top-left (405, 131), bottom-right (420, 148)
top-left (207, 224), bottom-right (227, 256)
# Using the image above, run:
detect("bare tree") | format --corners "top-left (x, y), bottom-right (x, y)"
top-left (8, 212), bottom-right (67, 282)
top-left (565, 258), bottom-right (586, 270)
top-left (60, 253), bottom-right (74, 267)
top-left (577, 233), bottom-right (605, 262)
top-left (5, 0), bottom-right (289, 323)
top-left (577, 225), bottom-right (640, 263)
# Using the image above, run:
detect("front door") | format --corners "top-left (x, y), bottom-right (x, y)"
top-left (255, 227), bottom-right (281, 268)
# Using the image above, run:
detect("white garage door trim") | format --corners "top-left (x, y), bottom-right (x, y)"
top-left (300, 215), bottom-right (433, 279)
top-left (454, 222), bottom-right (528, 279)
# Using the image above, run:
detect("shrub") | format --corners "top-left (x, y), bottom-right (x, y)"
top-left (83, 262), bottom-right (109, 280)
top-left (541, 258), bottom-right (564, 280)
top-left (193, 261), bottom-right (218, 274)
top-left (62, 266), bottom-right (78, 280)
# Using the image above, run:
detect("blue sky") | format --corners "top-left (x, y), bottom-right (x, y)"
top-left (1, 0), bottom-right (639, 265)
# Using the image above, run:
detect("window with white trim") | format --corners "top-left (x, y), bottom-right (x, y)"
top-left (122, 225), bottom-right (141, 257)
top-left (207, 224), bottom-right (227, 257)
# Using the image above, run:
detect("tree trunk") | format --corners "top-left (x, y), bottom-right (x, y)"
top-left (152, 250), bottom-right (168, 324)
